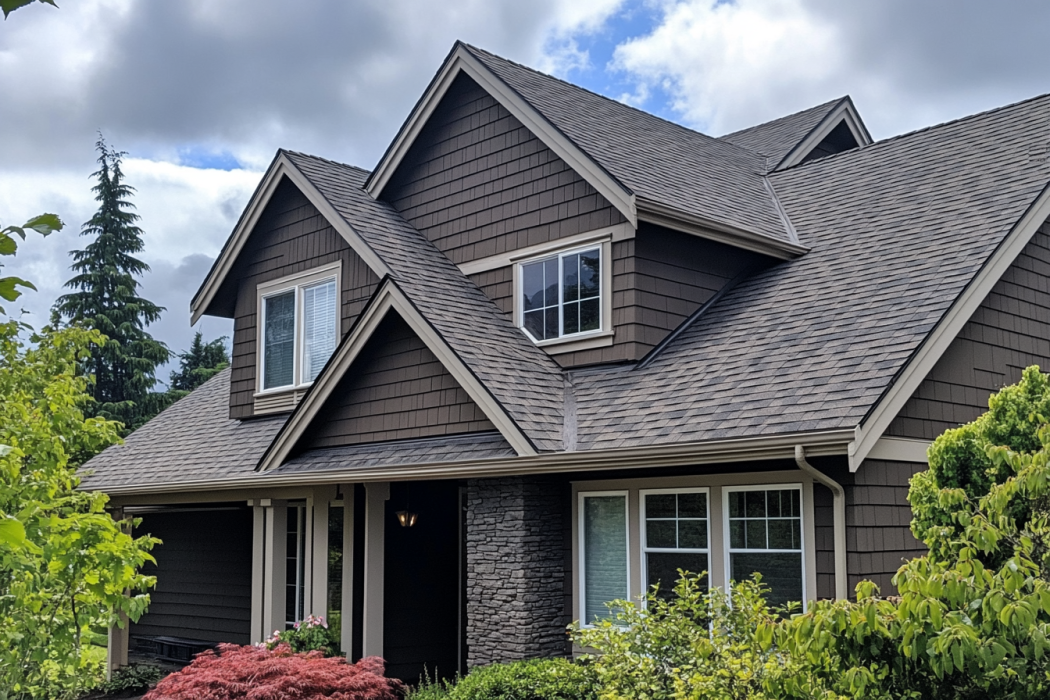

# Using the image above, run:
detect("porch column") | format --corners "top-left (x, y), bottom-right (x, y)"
top-left (362, 482), bottom-right (389, 658)
top-left (308, 486), bottom-right (338, 620)
top-left (250, 499), bottom-right (288, 641)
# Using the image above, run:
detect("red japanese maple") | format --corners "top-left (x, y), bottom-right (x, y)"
top-left (143, 643), bottom-right (403, 700)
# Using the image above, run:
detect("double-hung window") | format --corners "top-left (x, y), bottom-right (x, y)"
top-left (258, 263), bottom-right (340, 392)
top-left (724, 486), bottom-right (804, 607)
top-left (519, 245), bottom-right (602, 343)
top-left (641, 489), bottom-right (710, 601)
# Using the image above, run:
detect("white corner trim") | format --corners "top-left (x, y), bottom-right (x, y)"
top-left (257, 280), bottom-right (537, 472)
top-left (778, 97), bottom-right (873, 170)
top-left (365, 45), bottom-right (637, 227)
top-left (866, 437), bottom-right (931, 464)
top-left (850, 183), bottom-right (1050, 472)
top-left (190, 153), bottom-right (392, 325)
top-left (458, 223), bottom-right (634, 277)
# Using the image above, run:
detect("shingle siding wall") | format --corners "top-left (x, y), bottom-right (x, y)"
top-left (130, 508), bottom-right (253, 644)
top-left (230, 179), bottom-right (380, 419)
top-left (465, 476), bottom-right (570, 666)
top-left (888, 221), bottom-right (1050, 439)
top-left (383, 73), bottom-right (627, 266)
top-left (846, 460), bottom-right (927, 595)
top-left (813, 483), bottom-right (835, 600)
top-left (470, 224), bottom-right (766, 366)
top-left (302, 314), bottom-right (494, 449)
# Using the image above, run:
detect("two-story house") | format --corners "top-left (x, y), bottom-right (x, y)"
top-left (81, 42), bottom-right (1050, 681)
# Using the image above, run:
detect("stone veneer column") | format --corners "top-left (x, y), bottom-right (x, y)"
top-left (465, 476), bottom-right (569, 666)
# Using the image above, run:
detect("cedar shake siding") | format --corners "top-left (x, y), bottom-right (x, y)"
top-left (228, 178), bottom-right (381, 419)
top-left (845, 460), bottom-right (927, 595)
top-left (382, 72), bottom-right (627, 266)
top-left (299, 313), bottom-right (495, 450)
top-left (813, 483), bottom-right (835, 600)
top-left (470, 223), bottom-right (770, 366)
top-left (888, 220), bottom-right (1050, 440)
top-left (130, 507), bottom-right (253, 644)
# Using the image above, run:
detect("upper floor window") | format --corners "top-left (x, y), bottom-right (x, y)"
top-left (518, 245), bottom-right (603, 343)
top-left (258, 263), bottom-right (341, 392)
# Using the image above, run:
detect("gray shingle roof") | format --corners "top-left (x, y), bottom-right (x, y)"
top-left (570, 93), bottom-right (1050, 450)
top-left (274, 432), bottom-right (514, 475)
top-left (720, 97), bottom-right (845, 166)
top-left (462, 44), bottom-right (794, 246)
top-left (283, 151), bottom-right (566, 452)
top-left (78, 369), bottom-right (286, 490)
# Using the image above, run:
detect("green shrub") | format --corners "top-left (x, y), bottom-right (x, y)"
top-left (261, 614), bottom-right (338, 656)
top-left (99, 663), bottom-right (164, 694)
top-left (409, 658), bottom-right (597, 700)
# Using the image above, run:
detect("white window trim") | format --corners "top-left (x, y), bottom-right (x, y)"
top-left (514, 238), bottom-right (613, 351)
top-left (256, 262), bottom-right (342, 396)
top-left (639, 487), bottom-right (711, 603)
top-left (721, 483), bottom-right (807, 609)
top-left (577, 490), bottom-right (631, 628)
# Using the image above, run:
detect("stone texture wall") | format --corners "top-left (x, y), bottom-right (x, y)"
top-left (465, 476), bottom-right (570, 666)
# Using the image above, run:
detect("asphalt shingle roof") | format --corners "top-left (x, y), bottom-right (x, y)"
top-left (570, 93), bottom-right (1050, 450)
top-left (79, 369), bottom-right (286, 490)
top-left (283, 151), bottom-right (566, 452)
top-left (463, 44), bottom-right (795, 246)
top-left (720, 97), bottom-right (846, 167)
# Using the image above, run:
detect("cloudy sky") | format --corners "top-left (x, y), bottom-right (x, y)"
top-left (3, 0), bottom-right (1049, 382)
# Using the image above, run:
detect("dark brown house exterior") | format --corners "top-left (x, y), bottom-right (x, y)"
top-left (81, 42), bottom-right (1050, 681)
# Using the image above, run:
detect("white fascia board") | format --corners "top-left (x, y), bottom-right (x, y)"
top-left (866, 437), bottom-right (931, 464)
top-left (850, 183), bottom-right (1050, 471)
top-left (190, 153), bottom-right (392, 325)
top-left (777, 98), bottom-right (873, 170)
top-left (257, 280), bottom-right (536, 472)
top-left (365, 45), bottom-right (637, 227)
top-left (94, 428), bottom-right (856, 497)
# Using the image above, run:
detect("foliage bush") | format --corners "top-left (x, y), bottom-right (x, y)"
top-left (98, 663), bottom-right (164, 694)
top-left (261, 614), bottom-right (338, 656)
top-left (0, 322), bottom-right (157, 699)
top-left (143, 643), bottom-right (403, 700)
top-left (411, 658), bottom-right (597, 700)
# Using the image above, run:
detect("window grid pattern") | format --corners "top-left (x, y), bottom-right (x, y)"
top-left (642, 490), bottom-right (709, 600)
top-left (726, 487), bottom-right (804, 609)
top-left (285, 505), bottom-right (307, 628)
top-left (521, 246), bottom-right (601, 342)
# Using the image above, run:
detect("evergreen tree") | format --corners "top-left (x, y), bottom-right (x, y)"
top-left (168, 330), bottom-right (229, 394)
top-left (56, 135), bottom-right (170, 432)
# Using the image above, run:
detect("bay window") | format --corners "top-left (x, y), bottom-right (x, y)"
top-left (258, 263), bottom-right (340, 393)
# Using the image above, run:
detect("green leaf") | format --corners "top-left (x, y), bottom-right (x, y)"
top-left (21, 213), bottom-right (62, 236)
top-left (1, 0), bottom-right (57, 19)
top-left (0, 234), bottom-right (16, 256)
top-left (0, 517), bottom-right (26, 548)
top-left (0, 276), bottom-right (35, 302)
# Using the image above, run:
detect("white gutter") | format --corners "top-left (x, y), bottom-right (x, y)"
top-left (795, 445), bottom-right (848, 600)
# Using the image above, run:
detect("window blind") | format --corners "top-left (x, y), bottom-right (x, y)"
top-left (582, 494), bottom-right (628, 623)
top-left (302, 280), bottom-right (337, 383)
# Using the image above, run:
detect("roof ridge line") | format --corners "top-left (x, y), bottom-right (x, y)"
top-left (283, 148), bottom-right (372, 176)
top-left (720, 96), bottom-right (847, 141)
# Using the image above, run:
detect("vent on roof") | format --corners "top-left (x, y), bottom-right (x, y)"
top-left (254, 390), bottom-right (306, 416)
top-left (800, 120), bottom-right (860, 164)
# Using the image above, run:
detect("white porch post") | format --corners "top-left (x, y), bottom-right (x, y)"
top-left (362, 482), bottom-right (389, 658)
top-left (255, 499), bottom-right (287, 639)
top-left (308, 486), bottom-right (337, 620)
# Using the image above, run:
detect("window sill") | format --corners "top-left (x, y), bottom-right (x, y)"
top-left (253, 387), bottom-right (310, 415)
top-left (534, 330), bottom-right (614, 355)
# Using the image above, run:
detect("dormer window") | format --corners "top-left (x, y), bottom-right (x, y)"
top-left (257, 262), bottom-right (341, 393)
top-left (517, 243), bottom-right (608, 346)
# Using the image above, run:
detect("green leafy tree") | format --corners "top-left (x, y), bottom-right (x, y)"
top-left (168, 331), bottom-right (229, 394)
top-left (1, 214), bottom-right (62, 317)
top-left (0, 320), bottom-right (158, 700)
top-left (56, 136), bottom-right (170, 433)
top-left (1, 0), bottom-right (56, 20)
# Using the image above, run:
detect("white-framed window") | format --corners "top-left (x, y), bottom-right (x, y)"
top-left (578, 491), bottom-right (630, 626)
top-left (640, 488), bottom-right (710, 601)
top-left (723, 485), bottom-right (805, 608)
top-left (286, 502), bottom-right (307, 627)
top-left (518, 244), bottom-right (604, 344)
top-left (257, 263), bottom-right (341, 393)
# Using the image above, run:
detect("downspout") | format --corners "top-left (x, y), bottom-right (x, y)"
top-left (795, 446), bottom-right (848, 600)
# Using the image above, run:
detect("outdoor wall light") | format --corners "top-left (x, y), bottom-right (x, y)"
top-left (396, 510), bottom-right (418, 528)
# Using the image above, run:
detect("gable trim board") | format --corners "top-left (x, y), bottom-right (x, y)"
top-left (776, 97), bottom-right (873, 170)
top-left (850, 182), bottom-right (1050, 471)
top-left (103, 428), bottom-right (857, 497)
top-left (258, 278), bottom-right (538, 469)
top-left (366, 43), bottom-right (807, 263)
top-left (190, 153), bottom-right (393, 326)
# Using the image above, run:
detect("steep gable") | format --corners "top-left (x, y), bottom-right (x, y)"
top-left (383, 72), bottom-right (627, 266)
top-left (299, 313), bottom-right (495, 450)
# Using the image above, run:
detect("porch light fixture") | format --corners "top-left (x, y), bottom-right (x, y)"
top-left (396, 485), bottom-right (418, 527)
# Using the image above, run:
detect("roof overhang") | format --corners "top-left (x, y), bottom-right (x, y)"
top-left (850, 180), bottom-right (1050, 471)
top-left (364, 42), bottom-right (638, 228)
top-left (99, 427), bottom-right (856, 497)
top-left (190, 152), bottom-right (392, 325)
top-left (776, 97), bottom-right (873, 170)
top-left (256, 277), bottom-right (539, 471)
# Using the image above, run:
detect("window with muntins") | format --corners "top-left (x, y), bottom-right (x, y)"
top-left (642, 489), bottom-right (709, 601)
top-left (520, 246), bottom-right (601, 342)
top-left (725, 486), bottom-right (804, 608)
top-left (259, 267), bottom-right (339, 392)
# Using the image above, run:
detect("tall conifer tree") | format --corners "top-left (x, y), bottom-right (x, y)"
top-left (57, 135), bottom-right (170, 431)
